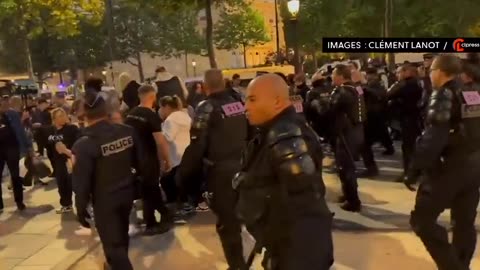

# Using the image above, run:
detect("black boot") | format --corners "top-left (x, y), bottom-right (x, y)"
top-left (221, 239), bottom-right (246, 270)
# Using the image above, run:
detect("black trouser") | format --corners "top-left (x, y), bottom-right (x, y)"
top-left (54, 160), bottom-right (72, 207)
top-left (141, 158), bottom-right (170, 228)
top-left (335, 126), bottom-right (363, 205)
top-left (94, 193), bottom-right (133, 270)
top-left (34, 129), bottom-right (47, 156)
top-left (400, 119), bottom-right (420, 174)
top-left (369, 113), bottom-right (394, 151)
top-left (264, 216), bottom-right (334, 270)
top-left (160, 166), bottom-right (178, 204)
top-left (0, 146), bottom-right (23, 208)
top-left (208, 164), bottom-right (245, 269)
top-left (410, 155), bottom-right (480, 270)
top-left (361, 121), bottom-right (378, 172)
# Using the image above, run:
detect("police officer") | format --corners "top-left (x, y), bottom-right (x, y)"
top-left (405, 55), bottom-right (480, 270)
top-left (305, 71), bottom-right (333, 143)
top-left (72, 91), bottom-right (142, 270)
top-left (234, 74), bottom-right (334, 270)
top-left (329, 64), bottom-right (366, 212)
top-left (387, 64), bottom-right (423, 182)
top-left (176, 69), bottom-right (248, 269)
top-left (359, 68), bottom-right (394, 178)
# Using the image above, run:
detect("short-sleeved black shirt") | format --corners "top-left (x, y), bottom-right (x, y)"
top-left (47, 124), bottom-right (80, 164)
top-left (125, 106), bottom-right (162, 157)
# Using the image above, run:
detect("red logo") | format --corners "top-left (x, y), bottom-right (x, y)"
top-left (453, 38), bottom-right (464, 52)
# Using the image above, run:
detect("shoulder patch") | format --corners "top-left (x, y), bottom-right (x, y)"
top-left (462, 91), bottom-right (480, 105)
top-left (221, 101), bottom-right (245, 116)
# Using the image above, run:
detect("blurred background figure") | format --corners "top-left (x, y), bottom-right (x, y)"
top-left (119, 72), bottom-right (141, 112)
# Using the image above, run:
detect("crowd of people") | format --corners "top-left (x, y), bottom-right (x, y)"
top-left (1, 53), bottom-right (480, 270)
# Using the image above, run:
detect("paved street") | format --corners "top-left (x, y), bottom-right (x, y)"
top-left (1, 145), bottom-right (480, 270)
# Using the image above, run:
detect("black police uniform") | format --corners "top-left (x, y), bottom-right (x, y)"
top-left (234, 107), bottom-right (334, 270)
top-left (329, 82), bottom-right (366, 209)
top-left (47, 124), bottom-right (79, 208)
top-left (72, 120), bottom-right (142, 270)
top-left (407, 79), bottom-right (480, 270)
top-left (305, 79), bottom-right (333, 144)
top-left (387, 76), bottom-right (423, 177)
top-left (360, 80), bottom-right (393, 175)
top-left (176, 90), bottom-right (249, 269)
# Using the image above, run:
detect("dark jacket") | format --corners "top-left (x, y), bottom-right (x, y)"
top-left (4, 109), bottom-right (32, 155)
top-left (122, 80), bottom-right (141, 110)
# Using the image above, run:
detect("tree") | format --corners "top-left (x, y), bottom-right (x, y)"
top-left (214, 6), bottom-right (270, 68)
top-left (0, 0), bottom-right (104, 79)
top-left (112, 0), bottom-right (171, 82)
top-left (163, 5), bottom-right (205, 77)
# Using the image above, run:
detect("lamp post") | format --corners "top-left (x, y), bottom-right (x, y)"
top-left (192, 60), bottom-right (197, 77)
top-left (288, 0), bottom-right (300, 74)
top-left (274, 0), bottom-right (280, 64)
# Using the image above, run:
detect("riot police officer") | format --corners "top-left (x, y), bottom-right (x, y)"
top-left (235, 74), bottom-right (333, 270)
top-left (176, 69), bottom-right (249, 270)
top-left (359, 68), bottom-right (394, 178)
top-left (304, 71), bottom-right (333, 143)
top-left (329, 64), bottom-right (366, 212)
top-left (72, 90), bottom-right (142, 270)
top-left (387, 64), bottom-right (423, 182)
top-left (405, 55), bottom-right (480, 270)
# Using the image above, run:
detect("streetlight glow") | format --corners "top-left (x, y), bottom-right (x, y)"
top-left (288, 0), bottom-right (300, 17)
top-left (192, 60), bottom-right (197, 67)
top-left (102, 70), bottom-right (107, 76)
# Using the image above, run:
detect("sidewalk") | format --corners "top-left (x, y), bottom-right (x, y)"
top-left (1, 150), bottom-right (480, 270)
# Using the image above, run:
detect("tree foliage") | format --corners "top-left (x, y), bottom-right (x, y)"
top-left (214, 5), bottom-right (270, 67)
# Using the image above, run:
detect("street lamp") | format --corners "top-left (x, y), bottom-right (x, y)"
top-left (192, 60), bottom-right (197, 77)
top-left (288, 0), bottom-right (301, 73)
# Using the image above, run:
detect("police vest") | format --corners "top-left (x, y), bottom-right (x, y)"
top-left (205, 96), bottom-right (248, 164)
top-left (344, 85), bottom-right (367, 124)
top-left (454, 87), bottom-right (480, 153)
top-left (87, 124), bottom-right (136, 198)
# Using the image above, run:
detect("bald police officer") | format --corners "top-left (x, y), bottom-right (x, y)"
top-left (235, 74), bottom-right (334, 270)
top-left (406, 55), bottom-right (480, 270)
top-left (72, 91), bottom-right (142, 270)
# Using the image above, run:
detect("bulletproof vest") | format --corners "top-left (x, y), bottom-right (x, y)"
top-left (205, 93), bottom-right (248, 163)
top-left (453, 84), bottom-right (480, 153)
top-left (155, 77), bottom-right (186, 105)
top-left (86, 124), bottom-right (135, 199)
top-left (343, 84), bottom-right (367, 124)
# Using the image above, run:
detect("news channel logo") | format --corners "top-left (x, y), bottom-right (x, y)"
top-left (453, 38), bottom-right (480, 52)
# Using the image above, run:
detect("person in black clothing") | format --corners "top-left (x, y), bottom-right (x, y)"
top-left (186, 82), bottom-right (206, 109)
top-left (47, 108), bottom-right (80, 214)
top-left (0, 98), bottom-right (30, 212)
top-left (32, 98), bottom-right (52, 156)
top-left (176, 69), bottom-right (249, 270)
top-left (387, 64), bottom-right (423, 182)
top-left (293, 73), bottom-right (310, 101)
top-left (358, 69), bottom-right (395, 178)
top-left (405, 55), bottom-right (480, 270)
top-left (119, 72), bottom-right (141, 111)
top-left (72, 90), bottom-right (142, 270)
top-left (235, 74), bottom-right (334, 270)
top-left (304, 71), bottom-right (333, 143)
top-left (125, 85), bottom-right (173, 235)
top-left (154, 66), bottom-right (189, 108)
top-left (329, 64), bottom-right (366, 212)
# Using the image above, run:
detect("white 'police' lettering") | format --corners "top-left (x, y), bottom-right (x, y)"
top-left (101, 136), bottom-right (134, 156)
